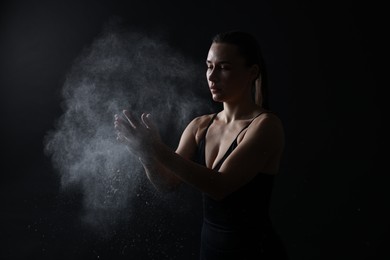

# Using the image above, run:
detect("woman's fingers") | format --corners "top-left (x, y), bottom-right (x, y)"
top-left (116, 132), bottom-right (125, 142)
top-left (114, 111), bottom-right (160, 158)
top-left (141, 113), bottom-right (155, 130)
top-left (114, 114), bottom-right (132, 134)
top-left (123, 110), bottom-right (139, 129)
top-left (115, 110), bottom-right (154, 140)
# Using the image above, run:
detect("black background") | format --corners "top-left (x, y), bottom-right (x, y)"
top-left (0, 0), bottom-right (386, 259)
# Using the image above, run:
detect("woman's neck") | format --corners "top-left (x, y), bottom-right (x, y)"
top-left (222, 98), bottom-right (262, 123)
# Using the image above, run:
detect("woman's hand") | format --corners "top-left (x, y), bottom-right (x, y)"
top-left (114, 110), bottom-right (161, 160)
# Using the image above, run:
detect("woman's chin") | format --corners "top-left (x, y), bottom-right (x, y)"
top-left (211, 94), bottom-right (224, 103)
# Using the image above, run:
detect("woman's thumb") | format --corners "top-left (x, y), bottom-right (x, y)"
top-left (141, 113), bottom-right (155, 130)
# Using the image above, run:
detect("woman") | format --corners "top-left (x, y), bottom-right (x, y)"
top-left (114, 30), bottom-right (287, 259)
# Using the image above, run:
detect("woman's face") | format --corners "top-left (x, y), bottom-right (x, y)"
top-left (206, 43), bottom-right (255, 103)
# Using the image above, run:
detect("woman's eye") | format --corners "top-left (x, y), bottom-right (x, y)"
top-left (206, 65), bottom-right (230, 71)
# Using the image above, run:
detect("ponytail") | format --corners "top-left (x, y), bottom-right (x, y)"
top-left (254, 68), bottom-right (268, 109)
top-left (254, 75), bottom-right (262, 107)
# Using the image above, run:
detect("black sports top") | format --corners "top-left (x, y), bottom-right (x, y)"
top-left (196, 113), bottom-right (287, 260)
top-left (194, 112), bottom-right (277, 258)
top-left (196, 112), bottom-right (275, 228)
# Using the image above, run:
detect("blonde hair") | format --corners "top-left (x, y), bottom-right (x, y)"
top-left (254, 75), bottom-right (263, 107)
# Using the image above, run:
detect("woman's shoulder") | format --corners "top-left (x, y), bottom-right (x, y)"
top-left (249, 110), bottom-right (284, 138)
top-left (187, 113), bottom-right (217, 142)
top-left (244, 110), bottom-right (284, 137)
top-left (191, 113), bottom-right (216, 125)
top-left (254, 109), bottom-right (283, 124)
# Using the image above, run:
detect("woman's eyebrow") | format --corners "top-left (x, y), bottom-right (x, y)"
top-left (206, 60), bottom-right (231, 64)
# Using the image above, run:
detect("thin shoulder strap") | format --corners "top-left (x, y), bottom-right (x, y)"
top-left (203, 113), bottom-right (218, 137)
top-left (234, 111), bottom-right (268, 140)
top-left (211, 111), bottom-right (269, 170)
top-left (195, 114), bottom-right (217, 167)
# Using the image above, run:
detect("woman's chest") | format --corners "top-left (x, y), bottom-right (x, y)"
top-left (205, 122), bottom-right (249, 169)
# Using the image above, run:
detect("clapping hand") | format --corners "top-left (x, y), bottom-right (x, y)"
top-left (114, 110), bottom-right (161, 160)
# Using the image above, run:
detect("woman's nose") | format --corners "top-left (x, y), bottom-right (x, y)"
top-left (208, 68), bottom-right (218, 82)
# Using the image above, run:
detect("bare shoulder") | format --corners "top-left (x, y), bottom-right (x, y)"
top-left (188, 113), bottom-right (216, 143)
top-left (190, 113), bottom-right (215, 126)
top-left (176, 113), bottom-right (216, 158)
top-left (244, 111), bottom-right (284, 144)
top-left (252, 111), bottom-right (284, 129)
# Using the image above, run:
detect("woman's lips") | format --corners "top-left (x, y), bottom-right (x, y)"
top-left (210, 87), bottom-right (221, 93)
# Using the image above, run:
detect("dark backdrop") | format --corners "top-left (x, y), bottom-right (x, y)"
top-left (0, 0), bottom-right (386, 259)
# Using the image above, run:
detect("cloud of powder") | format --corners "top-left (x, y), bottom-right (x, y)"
top-left (44, 24), bottom-right (212, 233)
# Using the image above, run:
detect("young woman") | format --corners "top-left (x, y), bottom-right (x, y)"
top-left (114, 30), bottom-right (287, 259)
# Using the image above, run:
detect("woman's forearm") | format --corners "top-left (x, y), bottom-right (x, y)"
top-left (139, 157), bottom-right (182, 193)
top-left (151, 142), bottom-right (226, 200)
top-left (115, 110), bottom-right (226, 199)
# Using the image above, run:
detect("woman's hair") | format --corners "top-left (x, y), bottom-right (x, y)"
top-left (212, 30), bottom-right (268, 109)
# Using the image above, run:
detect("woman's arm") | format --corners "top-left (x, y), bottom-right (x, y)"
top-left (138, 157), bottom-right (181, 192)
top-left (115, 112), bottom-right (203, 193)
top-left (115, 111), bottom-right (284, 200)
